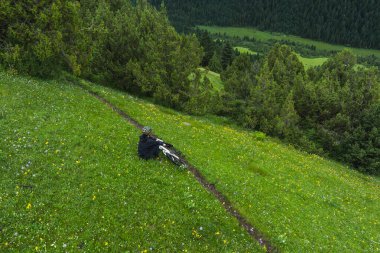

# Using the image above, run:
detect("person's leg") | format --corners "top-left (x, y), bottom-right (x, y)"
top-left (152, 146), bottom-right (161, 159)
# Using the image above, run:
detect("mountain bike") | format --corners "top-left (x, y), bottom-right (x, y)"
top-left (156, 138), bottom-right (187, 168)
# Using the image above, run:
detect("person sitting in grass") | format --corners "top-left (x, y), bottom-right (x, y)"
top-left (138, 126), bottom-right (186, 168)
top-left (138, 126), bottom-right (171, 160)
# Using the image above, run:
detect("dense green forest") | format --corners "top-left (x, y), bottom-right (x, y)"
top-left (0, 0), bottom-right (215, 114)
top-left (1, 0), bottom-right (379, 174)
top-left (221, 47), bottom-right (379, 175)
top-left (149, 0), bottom-right (380, 50)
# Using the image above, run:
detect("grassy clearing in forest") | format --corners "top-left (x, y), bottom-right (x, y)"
top-left (83, 80), bottom-right (380, 252)
top-left (0, 72), bottom-right (263, 252)
top-left (234, 46), bottom-right (258, 55)
top-left (199, 68), bottom-right (223, 91)
top-left (200, 26), bottom-right (380, 58)
top-left (295, 54), bottom-right (328, 69)
top-left (235, 46), bottom-right (327, 69)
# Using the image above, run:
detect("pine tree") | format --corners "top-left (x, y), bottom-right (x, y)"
top-left (277, 90), bottom-right (301, 141)
top-left (198, 30), bottom-right (215, 66)
top-left (221, 42), bottom-right (234, 70)
top-left (245, 44), bottom-right (307, 135)
top-left (209, 52), bottom-right (222, 73)
top-left (0, 0), bottom-right (84, 76)
top-left (184, 71), bottom-right (215, 115)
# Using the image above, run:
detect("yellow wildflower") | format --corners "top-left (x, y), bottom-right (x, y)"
top-left (26, 203), bottom-right (32, 209)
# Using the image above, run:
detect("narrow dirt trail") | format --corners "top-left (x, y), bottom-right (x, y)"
top-left (82, 87), bottom-right (277, 252)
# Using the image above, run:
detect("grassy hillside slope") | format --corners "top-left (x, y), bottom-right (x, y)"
top-left (1, 72), bottom-right (379, 252)
top-left (0, 72), bottom-right (262, 252)
top-left (200, 26), bottom-right (380, 58)
top-left (83, 80), bottom-right (380, 252)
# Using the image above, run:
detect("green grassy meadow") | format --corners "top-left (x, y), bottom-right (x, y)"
top-left (295, 54), bottom-right (328, 69)
top-left (234, 47), bottom-right (258, 55)
top-left (200, 26), bottom-right (380, 58)
top-left (83, 80), bottom-right (380, 252)
top-left (0, 72), bottom-right (263, 252)
top-left (199, 68), bottom-right (223, 91)
top-left (1, 72), bottom-right (379, 252)
top-left (234, 47), bottom-right (327, 69)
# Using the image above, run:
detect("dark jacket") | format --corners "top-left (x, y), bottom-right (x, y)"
top-left (138, 134), bottom-right (163, 159)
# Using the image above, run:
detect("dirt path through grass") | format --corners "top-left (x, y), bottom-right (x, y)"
top-left (80, 85), bottom-right (276, 252)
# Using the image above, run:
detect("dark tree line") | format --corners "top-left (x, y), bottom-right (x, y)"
top-left (150, 0), bottom-right (380, 49)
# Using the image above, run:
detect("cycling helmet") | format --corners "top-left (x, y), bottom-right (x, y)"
top-left (142, 126), bottom-right (152, 135)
